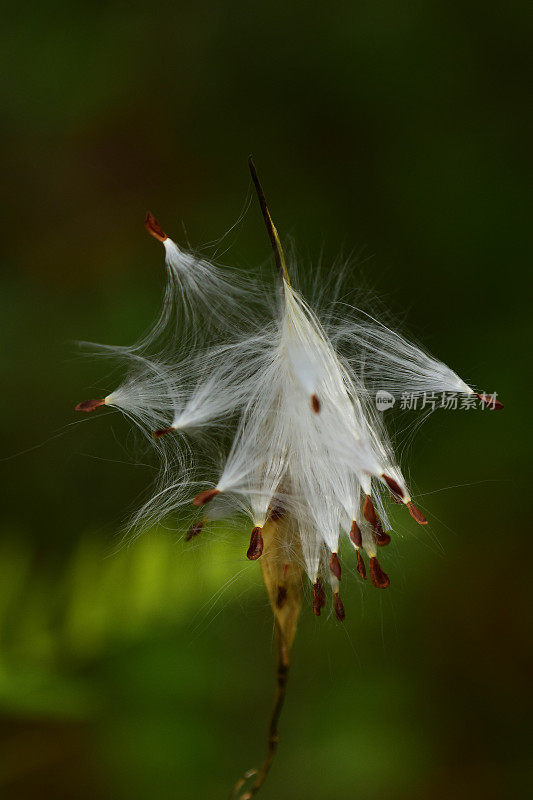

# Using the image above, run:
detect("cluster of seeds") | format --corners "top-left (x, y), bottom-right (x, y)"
top-left (77, 160), bottom-right (502, 621)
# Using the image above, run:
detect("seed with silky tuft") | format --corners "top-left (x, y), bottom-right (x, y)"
top-left (333, 592), bottom-right (345, 622)
top-left (369, 556), bottom-right (390, 589)
top-left (475, 393), bottom-right (504, 410)
top-left (329, 552), bottom-right (341, 581)
top-left (75, 398), bottom-right (105, 413)
top-left (153, 426), bottom-right (174, 438)
top-left (192, 488), bottom-right (220, 507)
top-left (312, 577), bottom-right (326, 616)
top-left (144, 211), bottom-right (167, 242)
top-left (407, 501), bottom-right (427, 525)
top-left (349, 520), bottom-right (362, 548)
top-left (382, 474), bottom-right (404, 499)
top-left (356, 550), bottom-right (367, 580)
top-left (363, 495), bottom-right (385, 537)
top-left (363, 495), bottom-right (378, 526)
top-left (247, 526), bottom-right (264, 560)
top-left (373, 528), bottom-right (391, 547)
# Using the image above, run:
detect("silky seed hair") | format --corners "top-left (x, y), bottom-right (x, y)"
top-left (75, 157), bottom-right (503, 620)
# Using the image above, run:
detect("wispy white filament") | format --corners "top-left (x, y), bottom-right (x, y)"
top-left (76, 177), bottom-right (501, 607)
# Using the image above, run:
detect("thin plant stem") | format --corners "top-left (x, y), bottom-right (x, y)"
top-left (230, 624), bottom-right (290, 800)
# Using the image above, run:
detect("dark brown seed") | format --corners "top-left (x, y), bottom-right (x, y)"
top-left (312, 577), bottom-right (326, 616)
top-left (311, 394), bottom-right (321, 413)
top-left (382, 474), bottom-right (405, 499)
top-left (333, 592), bottom-right (346, 622)
top-left (363, 495), bottom-right (378, 526)
top-left (369, 556), bottom-right (390, 589)
top-left (329, 552), bottom-right (341, 581)
top-left (185, 520), bottom-right (204, 542)
top-left (373, 529), bottom-right (391, 547)
top-left (276, 585), bottom-right (287, 609)
top-left (407, 501), bottom-right (428, 525)
top-left (144, 211), bottom-right (167, 242)
top-left (192, 488), bottom-right (220, 507)
top-left (75, 398), bottom-right (105, 413)
top-left (356, 550), bottom-right (367, 580)
top-left (153, 426), bottom-right (174, 438)
top-left (363, 495), bottom-right (385, 537)
top-left (349, 520), bottom-right (362, 548)
top-left (246, 526), bottom-right (264, 560)
top-left (474, 392), bottom-right (504, 410)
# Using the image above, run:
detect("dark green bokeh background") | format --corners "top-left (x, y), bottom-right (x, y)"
top-left (1, 2), bottom-right (531, 798)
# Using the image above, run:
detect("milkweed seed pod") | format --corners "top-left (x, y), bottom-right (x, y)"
top-left (76, 158), bottom-right (503, 621)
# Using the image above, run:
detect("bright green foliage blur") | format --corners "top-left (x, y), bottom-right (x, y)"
top-left (1, 1), bottom-right (531, 798)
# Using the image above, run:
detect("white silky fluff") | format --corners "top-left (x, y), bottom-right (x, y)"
top-left (205, 280), bottom-right (403, 579)
top-left (337, 313), bottom-right (474, 397)
top-left (77, 198), bottom-right (497, 594)
top-left (161, 237), bottom-right (254, 331)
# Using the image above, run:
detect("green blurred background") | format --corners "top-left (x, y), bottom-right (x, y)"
top-left (1, 1), bottom-right (531, 798)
